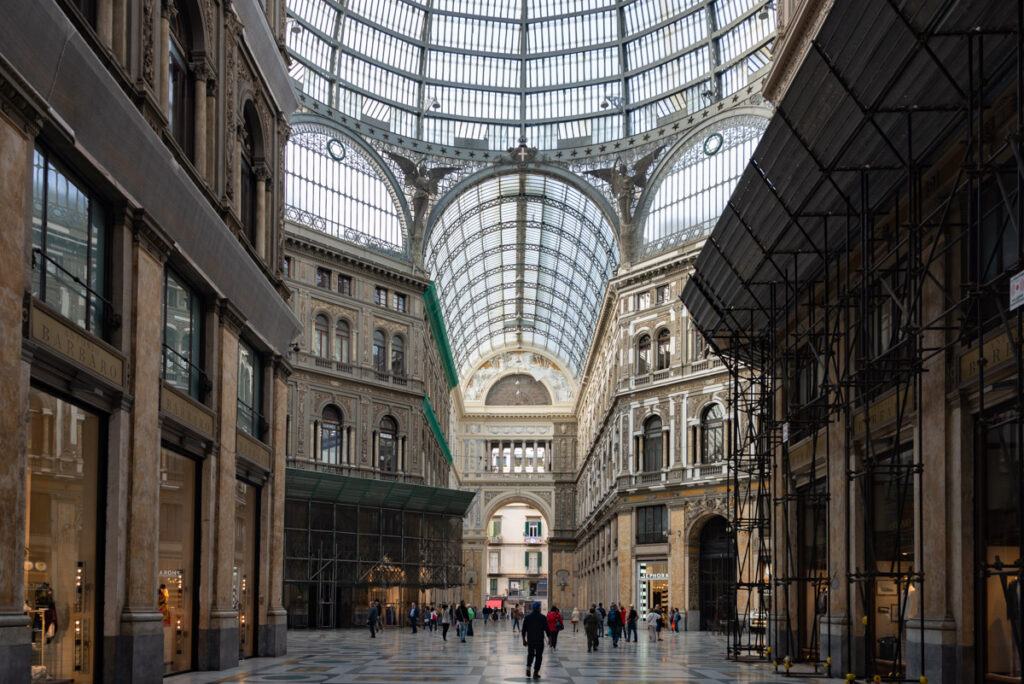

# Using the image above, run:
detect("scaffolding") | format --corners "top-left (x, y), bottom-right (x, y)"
top-left (683, 0), bottom-right (1024, 680)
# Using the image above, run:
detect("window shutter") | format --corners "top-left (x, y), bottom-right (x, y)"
top-left (538, 552), bottom-right (542, 569)
top-left (538, 521), bottom-right (542, 537)
top-left (525, 551), bottom-right (529, 566)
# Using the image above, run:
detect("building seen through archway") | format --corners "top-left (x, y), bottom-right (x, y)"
top-left (485, 503), bottom-right (549, 613)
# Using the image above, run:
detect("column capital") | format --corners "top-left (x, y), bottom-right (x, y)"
top-left (131, 208), bottom-right (175, 262)
top-left (217, 298), bottom-right (246, 334)
top-left (161, 0), bottom-right (178, 21)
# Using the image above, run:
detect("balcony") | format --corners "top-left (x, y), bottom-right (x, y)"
top-left (689, 357), bottom-right (723, 374)
top-left (618, 462), bottom-right (729, 489)
top-left (293, 352), bottom-right (420, 392)
top-left (488, 535), bottom-right (503, 544)
top-left (526, 565), bottom-right (542, 575)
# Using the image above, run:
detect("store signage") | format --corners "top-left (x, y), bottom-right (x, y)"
top-left (236, 430), bottom-right (271, 471)
top-left (640, 573), bottom-right (669, 580)
top-left (781, 422), bottom-right (789, 443)
top-left (851, 386), bottom-right (914, 436)
top-left (960, 331), bottom-right (1013, 381)
top-left (30, 301), bottom-right (124, 386)
top-left (162, 384), bottom-right (214, 438)
top-left (1011, 269), bottom-right (1024, 311)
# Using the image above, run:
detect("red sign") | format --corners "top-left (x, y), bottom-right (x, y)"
top-left (1011, 270), bottom-right (1024, 311)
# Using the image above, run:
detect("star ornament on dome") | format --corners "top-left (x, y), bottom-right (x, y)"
top-left (508, 138), bottom-right (538, 166)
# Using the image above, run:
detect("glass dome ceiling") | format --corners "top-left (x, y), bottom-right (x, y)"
top-left (287, 0), bottom-right (775, 153)
top-left (425, 172), bottom-right (618, 376)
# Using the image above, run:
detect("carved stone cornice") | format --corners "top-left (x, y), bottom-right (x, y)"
top-left (217, 297), bottom-right (247, 333)
top-left (131, 208), bottom-right (175, 262)
top-left (0, 58), bottom-right (45, 136)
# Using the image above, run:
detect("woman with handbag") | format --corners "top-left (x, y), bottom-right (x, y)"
top-left (545, 605), bottom-right (564, 650)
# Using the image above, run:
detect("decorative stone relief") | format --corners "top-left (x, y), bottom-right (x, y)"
top-left (143, 0), bottom-right (155, 86)
top-left (464, 351), bottom-right (574, 403)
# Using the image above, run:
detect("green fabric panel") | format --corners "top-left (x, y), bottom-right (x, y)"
top-left (423, 282), bottom-right (459, 389)
top-left (422, 394), bottom-right (453, 466)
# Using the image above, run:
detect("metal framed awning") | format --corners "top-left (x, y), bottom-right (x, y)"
top-left (680, 0), bottom-right (1017, 358)
top-left (286, 468), bottom-right (475, 516)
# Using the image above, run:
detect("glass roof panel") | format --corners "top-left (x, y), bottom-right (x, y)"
top-left (286, 0), bottom-right (776, 150)
top-left (426, 172), bottom-right (617, 377)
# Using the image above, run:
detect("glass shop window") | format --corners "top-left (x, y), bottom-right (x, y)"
top-left (158, 448), bottom-right (198, 674)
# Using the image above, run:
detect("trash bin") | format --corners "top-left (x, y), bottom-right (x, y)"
top-left (877, 636), bottom-right (898, 661)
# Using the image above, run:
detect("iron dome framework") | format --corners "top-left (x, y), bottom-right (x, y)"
top-left (683, 0), bottom-right (1024, 680)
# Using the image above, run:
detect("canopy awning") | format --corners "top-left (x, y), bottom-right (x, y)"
top-left (486, 599), bottom-right (504, 609)
top-left (285, 467), bottom-right (474, 516)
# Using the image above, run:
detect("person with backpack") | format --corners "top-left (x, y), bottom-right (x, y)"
top-left (409, 601), bottom-right (420, 634)
top-left (521, 602), bottom-right (551, 680)
top-left (625, 604), bottom-right (639, 643)
top-left (607, 602), bottom-right (622, 647)
top-left (455, 600), bottom-right (470, 642)
top-left (583, 604), bottom-right (600, 652)
top-left (545, 605), bottom-right (564, 650)
top-left (466, 603), bottom-right (475, 637)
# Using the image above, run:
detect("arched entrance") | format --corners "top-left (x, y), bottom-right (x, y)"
top-left (699, 516), bottom-right (736, 631)
top-left (485, 502), bottom-right (550, 616)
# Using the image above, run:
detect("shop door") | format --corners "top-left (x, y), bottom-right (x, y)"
top-left (699, 516), bottom-right (736, 631)
top-left (234, 479), bottom-right (260, 658)
top-left (26, 388), bottom-right (104, 683)
top-left (977, 411), bottom-right (1023, 681)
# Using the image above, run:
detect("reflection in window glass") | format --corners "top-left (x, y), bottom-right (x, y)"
top-left (237, 342), bottom-right (262, 437)
top-left (26, 388), bottom-right (101, 683)
top-left (233, 479), bottom-right (258, 658)
top-left (163, 270), bottom-right (203, 398)
top-left (32, 147), bottom-right (108, 336)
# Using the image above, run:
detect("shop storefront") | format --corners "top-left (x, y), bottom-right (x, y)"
top-left (637, 560), bottom-right (669, 616)
top-left (158, 447), bottom-right (200, 675)
top-left (25, 386), bottom-right (104, 683)
top-left (234, 478), bottom-right (260, 659)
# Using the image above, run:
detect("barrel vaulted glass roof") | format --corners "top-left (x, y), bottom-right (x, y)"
top-left (425, 173), bottom-right (617, 376)
top-left (287, 0), bottom-right (775, 151)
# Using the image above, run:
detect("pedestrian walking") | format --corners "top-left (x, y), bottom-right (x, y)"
top-left (625, 604), bottom-right (638, 642)
top-left (608, 602), bottom-right (622, 647)
top-left (367, 599), bottom-right (379, 639)
top-left (409, 602), bottom-right (420, 634)
top-left (671, 607), bottom-right (681, 632)
top-left (440, 603), bottom-right (452, 641)
top-left (456, 600), bottom-right (470, 642)
top-left (570, 606), bottom-right (579, 632)
top-left (545, 605), bottom-right (564, 650)
top-left (512, 605), bottom-right (521, 632)
top-left (583, 604), bottom-right (600, 652)
top-left (521, 601), bottom-right (551, 680)
top-left (597, 603), bottom-right (606, 637)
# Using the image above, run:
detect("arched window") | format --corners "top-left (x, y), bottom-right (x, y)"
top-left (378, 416), bottom-right (397, 472)
top-left (372, 330), bottom-right (387, 375)
top-left (643, 415), bottom-right (663, 472)
top-left (637, 334), bottom-right (651, 375)
top-left (334, 319), bottom-right (350, 363)
top-left (313, 314), bottom-right (329, 358)
top-left (391, 335), bottom-right (405, 377)
top-left (168, 3), bottom-right (193, 156)
top-left (656, 328), bottom-right (671, 370)
top-left (240, 104), bottom-right (263, 247)
top-left (702, 404), bottom-right (725, 463)
top-left (320, 405), bottom-right (342, 465)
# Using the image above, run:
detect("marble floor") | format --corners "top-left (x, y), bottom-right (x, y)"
top-left (166, 623), bottom-right (831, 684)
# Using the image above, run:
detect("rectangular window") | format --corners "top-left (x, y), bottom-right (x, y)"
top-left (338, 274), bottom-right (352, 295)
top-left (375, 286), bottom-right (388, 306)
top-left (237, 341), bottom-right (262, 438)
top-left (525, 520), bottom-right (542, 537)
top-left (636, 505), bottom-right (668, 544)
top-left (394, 293), bottom-right (407, 312)
top-left (656, 285), bottom-right (669, 303)
top-left (283, 256), bottom-right (292, 278)
top-left (489, 518), bottom-right (502, 537)
top-left (692, 327), bottom-right (708, 361)
top-left (315, 267), bottom-right (331, 288)
top-left (489, 577), bottom-right (498, 594)
top-left (163, 269), bottom-right (204, 399)
top-left (32, 146), bottom-right (110, 337)
top-left (636, 291), bottom-right (651, 309)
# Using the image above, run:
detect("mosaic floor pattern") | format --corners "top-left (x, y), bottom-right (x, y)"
top-left (165, 623), bottom-right (831, 684)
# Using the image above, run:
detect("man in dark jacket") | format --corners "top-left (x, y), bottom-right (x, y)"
top-left (608, 602), bottom-right (622, 647)
top-left (583, 604), bottom-right (601, 652)
top-left (367, 600), bottom-right (379, 638)
top-left (521, 601), bottom-right (551, 679)
top-left (409, 602), bottom-right (419, 633)
top-left (626, 605), bottom-right (639, 642)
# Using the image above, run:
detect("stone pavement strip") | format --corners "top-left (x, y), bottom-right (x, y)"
top-left (165, 625), bottom-right (832, 684)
